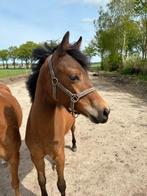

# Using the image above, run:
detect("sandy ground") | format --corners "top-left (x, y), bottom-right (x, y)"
top-left (0, 74), bottom-right (147, 196)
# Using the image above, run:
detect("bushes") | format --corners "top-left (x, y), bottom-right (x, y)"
top-left (122, 55), bottom-right (147, 75)
top-left (101, 54), bottom-right (122, 71)
top-left (100, 54), bottom-right (147, 81)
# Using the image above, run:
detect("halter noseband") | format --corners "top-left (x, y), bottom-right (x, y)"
top-left (48, 55), bottom-right (95, 117)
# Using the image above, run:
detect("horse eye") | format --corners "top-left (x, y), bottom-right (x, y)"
top-left (69, 75), bottom-right (79, 81)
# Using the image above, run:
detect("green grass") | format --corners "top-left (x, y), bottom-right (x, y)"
top-left (137, 74), bottom-right (147, 81)
top-left (89, 62), bottom-right (101, 72)
top-left (0, 68), bottom-right (30, 79)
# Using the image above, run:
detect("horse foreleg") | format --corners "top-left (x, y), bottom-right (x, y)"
top-left (56, 150), bottom-right (66, 196)
top-left (9, 152), bottom-right (20, 196)
top-left (71, 124), bottom-right (77, 152)
top-left (31, 155), bottom-right (48, 196)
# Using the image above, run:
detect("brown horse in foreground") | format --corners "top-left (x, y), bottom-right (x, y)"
top-left (26, 32), bottom-right (110, 196)
top-left (0, 84), bottom-right (22, 196)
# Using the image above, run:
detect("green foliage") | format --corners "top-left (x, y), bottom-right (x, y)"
top-left (102, 54), bottom-right (122, 71)
top-left (46, 40), bottom-right (59, 48)
top-left (134, 0), bottom-right (147, 15)
top-left (122, 55), bottom-right (147, 74)
top-left (0, 49), bottom-right (9, 68)
top-left (0, 49), bottom-right (9, 60)
top-left (83, 42), bottom-right (96, 60)
top-left (92, 0), bottom-right (147, 76)
top-left (17, 41), bottom-right (39, 68)
top-left (138, 74), bottom-right (147, 81)
top-left (8, 46), bottom-right (18, 58)
top-left (0, 40), bottom-right (58, 69)
top-left (8, 46), bottom-right (18, 68)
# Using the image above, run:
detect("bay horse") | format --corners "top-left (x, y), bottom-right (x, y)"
top-left (0, 83), bottom-right (22, 196)
top-left (26, 32), bottom-right (110, 196)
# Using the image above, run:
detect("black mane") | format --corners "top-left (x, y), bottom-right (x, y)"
top-left (26, 43), bottom-right (89, 102)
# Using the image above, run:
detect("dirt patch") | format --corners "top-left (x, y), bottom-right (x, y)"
top-left (93, 72), bottom-right (147, 102)
top-left (0, 75), bottom-right (28, 85)
top-left (0, 74), bottom-right (147, 196)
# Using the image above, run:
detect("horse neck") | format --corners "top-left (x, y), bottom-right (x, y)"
top-left (30, 62), bottom-right (73, 139)
top-left (31, 64), bottom-right (66, 139)
top-left (34, 62), bottom-right (55, 106)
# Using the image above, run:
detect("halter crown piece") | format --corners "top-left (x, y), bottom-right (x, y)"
top-left (48, 55), bottom-right (95, 117)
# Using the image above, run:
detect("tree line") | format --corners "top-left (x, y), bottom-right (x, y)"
top-left (85, 0), bottom-right (147, 75)
top-left (0, 41), bottom-right (37, 69)
top-left (0, 40), bottom-right (58, 69)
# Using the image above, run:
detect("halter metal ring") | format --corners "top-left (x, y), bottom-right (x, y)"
top-left (71, 94), bottom-right (79, 102)
top-left (52, 77), bottom-right (58, 85)
top-left (72, 111), bottom-right (79, 118)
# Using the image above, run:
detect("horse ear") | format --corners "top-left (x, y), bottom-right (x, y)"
top-left (73, 36), bottom-right (82, 50)
top-left (57, 31), bottom-right (70, 56)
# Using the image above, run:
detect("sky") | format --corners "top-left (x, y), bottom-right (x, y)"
top-left (0, 0), bottom-right (109, 60)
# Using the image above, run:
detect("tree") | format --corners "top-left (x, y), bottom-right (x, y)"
top-left (18, 41), bottom-right (38, 68)
top-left (93, 6), bottom-right (123, 69)
top-left (8, 46), bottom-right (18, 68)
top-left (45, 40), bottom-right (59, 48)
top-left (83, 41), bottom-right (97, 61)
top-left (93, 0), bottom-right (145, 70)
top-left (0, 49), bottom-right (9, 69)
top-left (134, 0), bottom-right (147, 59)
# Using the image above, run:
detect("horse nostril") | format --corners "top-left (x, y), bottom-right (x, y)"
top-left (103, 107), bottom-right (110, 118)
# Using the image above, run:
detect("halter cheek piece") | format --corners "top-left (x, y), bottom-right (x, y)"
top-left (48, 55), bottom-right (95, 117)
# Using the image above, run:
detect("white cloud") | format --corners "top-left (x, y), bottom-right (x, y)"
top-left (81, 18), bottom-right (94, 23)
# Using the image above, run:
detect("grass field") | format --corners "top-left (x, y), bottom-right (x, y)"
top-left (89, 62), bottom-right (101, 72)
top-left (0, 63), bottom-right (101, 79)
top-left (0, 68), bottom-right (30, 79)
top-left (0, 65), bottom-right (146, 82)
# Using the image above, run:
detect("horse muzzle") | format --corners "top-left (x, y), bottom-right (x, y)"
top-left (89, 107), bottom-right (110, 124)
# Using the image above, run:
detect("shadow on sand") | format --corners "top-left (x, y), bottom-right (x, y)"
top-left (0, 140), bottom-right (36, 196)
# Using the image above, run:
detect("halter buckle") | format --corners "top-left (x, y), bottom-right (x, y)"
top-left (71, 94), bottom-right (79, 102)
